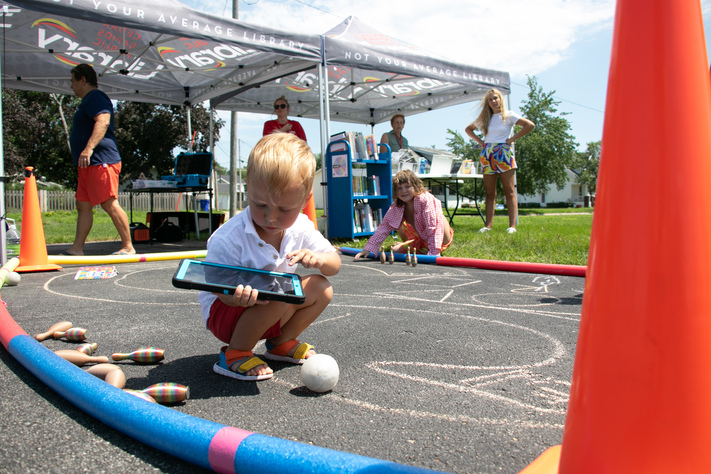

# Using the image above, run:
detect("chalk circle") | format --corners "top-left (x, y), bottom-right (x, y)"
top-left (472, 292), bottom-right (562, 307)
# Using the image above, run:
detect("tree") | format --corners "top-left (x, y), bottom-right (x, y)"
top-left (1, 90), bottom-right (79, 185)
top-left (1, 90), bottom-right (225, 188)
top-left (572, 140), bottom-right (600, 196)
top-left (514, 76), bottom-right (578, 196)
top-left (115, 102), bottom-right (224, 182)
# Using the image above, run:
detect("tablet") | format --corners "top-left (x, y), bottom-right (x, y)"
top-left (172, 259), bottom-right (305, 304)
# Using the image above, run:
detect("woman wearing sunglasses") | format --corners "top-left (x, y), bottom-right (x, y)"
top-left (262, 95), bottom-right (307, 142)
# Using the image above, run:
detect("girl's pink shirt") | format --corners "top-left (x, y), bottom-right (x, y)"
top-left (364, 192), bottom-right (444, 256)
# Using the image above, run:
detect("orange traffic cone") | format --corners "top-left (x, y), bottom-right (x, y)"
top-left (521, 1), bottom-right (711, 472)
top-left (15, 167), bottom-right (61, 272)
top-left (303, 193), bottom-right (318, 230)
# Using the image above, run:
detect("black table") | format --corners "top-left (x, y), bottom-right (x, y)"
top-left (128, 186), bottom-right (214, 241)
top-left (416, 173), bottom-right (485, 225)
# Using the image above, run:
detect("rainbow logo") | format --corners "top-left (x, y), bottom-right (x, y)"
top-left (204, 60), bottom-right (226, 72)
top-left (286, 83), bottom-right (312, 93)
top-left (158, 46), bottom-right (181, 58)
top-left (31, 18), bottom-right (76, 38)
top-left (54, 55), bottom-right (81, 67)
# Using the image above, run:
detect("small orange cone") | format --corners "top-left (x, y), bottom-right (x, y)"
top-left (303, 193), bottom-right (318, 230)
top-left (521, 0), bottom-right (711, 472)
top-left (15, 167), bottom-right (61, 272)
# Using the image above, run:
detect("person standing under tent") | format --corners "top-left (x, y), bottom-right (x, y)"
top-left (379, 113), bottom-right (408, 154)
top-left (64, 63), bottom-right (135, 256)
top-left (465, 88), bottom-right (535, 234)
top-left (263, 96), bottom-right (307, 142)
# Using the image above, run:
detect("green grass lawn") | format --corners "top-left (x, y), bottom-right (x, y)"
top-left (9, 207), bottom-right (593, 266)
top-left (333, 211), bottom-right (592, 266)
top-left (7, 210), bottom-right (151, 245)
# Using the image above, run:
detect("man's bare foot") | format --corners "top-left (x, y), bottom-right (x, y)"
top-left (62, 248), bottom-right (83, 256)
top-left (111, 248), bottom-right (136, 255)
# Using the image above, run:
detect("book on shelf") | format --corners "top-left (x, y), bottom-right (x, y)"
top-left (351, 174), bottom-right (383, 196)
top-left (365, 135), bottom-right (377, 159)
top-left (352, 202), bottom-right (384, 234)
top-left (331, 131), bottom-right (383, 162)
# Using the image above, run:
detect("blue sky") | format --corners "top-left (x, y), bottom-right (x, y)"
top-left (180, 0), bottom-right (711, 169)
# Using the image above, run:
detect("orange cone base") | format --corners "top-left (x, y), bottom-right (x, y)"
top-left (15, 263), bottom-right (62, 273)
top-left (518, 445), bottom-right (561, 474)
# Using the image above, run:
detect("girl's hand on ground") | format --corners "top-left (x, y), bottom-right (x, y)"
top-left (354, 249), bottom-right (370, 260)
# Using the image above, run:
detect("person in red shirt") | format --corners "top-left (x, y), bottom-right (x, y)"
top-left (262, 96), bottom-right (307, 142)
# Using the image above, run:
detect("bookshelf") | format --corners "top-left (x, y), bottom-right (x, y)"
top-left (326, 139), bottom-right (392, 239)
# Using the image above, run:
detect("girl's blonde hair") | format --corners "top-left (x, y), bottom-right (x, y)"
top-left (247, 133), bottom-right (315, 202)
top-left (392, 170), bottom-right (425, 207)
top-left (472, 88), bottom-right (508, 137)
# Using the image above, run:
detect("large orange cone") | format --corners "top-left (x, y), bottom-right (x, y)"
top-left (521, 1), bottom-right (711, 472)
top-left (303, 193), bottom-right (318, 230)
top-left (15, 167), bottom-right (61, 272)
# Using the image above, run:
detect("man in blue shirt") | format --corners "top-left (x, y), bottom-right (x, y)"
top-left (65, 64), bottom-right (134, 256)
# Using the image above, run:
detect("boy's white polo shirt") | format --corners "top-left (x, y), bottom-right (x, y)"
top-left (198, 207), bottom-right (335, 325)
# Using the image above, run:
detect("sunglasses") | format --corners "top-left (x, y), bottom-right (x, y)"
top-left (274, 103), bottom-right (287, 109)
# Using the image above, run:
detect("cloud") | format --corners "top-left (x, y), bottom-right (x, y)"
top-left (184, 0), bottom-right (615, 77)
top-left (225, 0), bottom-right (616, 78)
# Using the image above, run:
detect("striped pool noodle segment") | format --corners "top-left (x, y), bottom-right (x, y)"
top-left (75, 342), bottom-right (98, 355)
top-left (0, 293), bottom-right (446, 473)
top-left (52, 327), bottom-right (87, 341)
top-left (111, 347), bottom-right (165, 364)
top-left (339, 247), bottom-right (438, 265)
top-left (124, 389), bottom-right (159, 403)
top-left (140, 383), bottom-right (189, 404)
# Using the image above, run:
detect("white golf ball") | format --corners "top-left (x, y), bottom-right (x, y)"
top-left (301, 354), bottom-right (339, 392)
top-left (4, 271), bottom-right (21, 286)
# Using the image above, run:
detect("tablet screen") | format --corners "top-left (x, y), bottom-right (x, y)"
top-left (182, 261), bottom-right (298, 295)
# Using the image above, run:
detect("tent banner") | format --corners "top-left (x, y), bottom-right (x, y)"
top-left (5, 0), bottom-right (321, 57)
top-left (323, 17), bottom-right (509, 92)
top-left (0, 0), bottom-right (321, 104)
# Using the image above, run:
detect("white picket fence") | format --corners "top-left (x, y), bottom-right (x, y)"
top-left (5, 190), bottom-right (183, 213)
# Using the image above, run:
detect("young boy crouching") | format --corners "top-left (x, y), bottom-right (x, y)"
top-left (198, 133), bottom-right (341, 380)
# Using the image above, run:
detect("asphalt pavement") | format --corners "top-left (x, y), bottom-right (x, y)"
top-left (0, 239), bottom-right (584, 473)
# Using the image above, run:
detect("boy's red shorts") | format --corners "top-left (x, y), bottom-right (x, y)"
top-left (207, 299), bottom-right (281, 344)
top-left (76, 162), bottom-right (121, 206)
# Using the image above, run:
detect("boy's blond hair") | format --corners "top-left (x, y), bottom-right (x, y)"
top-left (246, 132), bottom-right (315, 201)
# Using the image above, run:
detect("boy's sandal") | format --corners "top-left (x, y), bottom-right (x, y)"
top-left (213, 347), bottom-right (273, 381)
top-left (264, 339), bottom-right (314, 365)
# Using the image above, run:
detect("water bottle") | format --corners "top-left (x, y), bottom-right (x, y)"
top-left (419, 158), bottom-right (427, 174)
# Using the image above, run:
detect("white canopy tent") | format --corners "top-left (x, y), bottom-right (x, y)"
top-left (212, 17), bottom-right (510, 136)
top-left (0, 0), bottom-right (321, 103)
top-left (211, 17), bottom-right (510, 236)
top-left (0, 2), bottom-right (510, 251)
top-left (0, 0), bottom-right (323, 261)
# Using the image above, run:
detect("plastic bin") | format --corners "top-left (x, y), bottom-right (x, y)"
top-left (199, 199), bottom-right (210, 212)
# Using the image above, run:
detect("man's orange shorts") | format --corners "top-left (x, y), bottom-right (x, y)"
top-left (76, 162), bottom-right (121, 206)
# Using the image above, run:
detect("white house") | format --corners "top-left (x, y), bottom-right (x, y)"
top-left (517, 168), bottom-right (592, 207)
